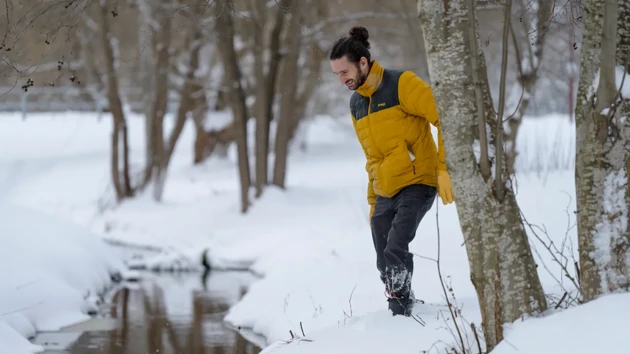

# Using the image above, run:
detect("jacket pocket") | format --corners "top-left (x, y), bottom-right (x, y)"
top-left (376, 140), bottom-right (415, 196)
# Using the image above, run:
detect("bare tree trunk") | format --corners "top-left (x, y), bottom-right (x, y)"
top-left (138, 7), bottom-right (155, 181)
top-left (271, 0), bottom-right (327, 187)
top-left (272, 2), bottom-right (302, 189)
top-left (505, 0), bottom-right (553, 174)
top-left (121, 123), bottom-right (133, 194)
top-left (289, 44), bottom-right (326, 141)
top-left (110, 118), bottom-right (123, 200)
top-left (253, 0), bottom-right (291, 198)
top-left (150, 0), bottom-right (206, 201)
top-left (215, 0), bottom-right (251, 213)
top-left (99, 0), bottom-right (133, 201)
top-left (418, 0), bottom-right (547, 350)
top-left (192, 81), bottom-right (212, 164)
top-left (158, 32), bottom-right (203, 190)
top-left (247, 0), bottom-right (266, 190)
top-left (139, 0), bottom-right (171, 189)
top-left (154, 41), bottom-right (202, 200)
top-left (575, 0), bottom-right (630, 303)
top-left (192, 51), bottom-right (214, 164)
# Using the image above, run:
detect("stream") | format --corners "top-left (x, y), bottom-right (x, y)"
top-left (33, 267), bottom-right (265, 353)
top-left (0, 160), bottom-right (266, 353)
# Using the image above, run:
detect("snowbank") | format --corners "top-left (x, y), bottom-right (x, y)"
top-left (255, 293), bottom-right (630, 354)
top-left (491, 292), bottom-right (630, 354)
top-left (257, 299), bottom-right (480, 354)
top-left (0, 203), bottom-right (125, 354)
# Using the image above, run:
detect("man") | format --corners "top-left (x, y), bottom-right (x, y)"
top-left (329, 26), bottom-right (455, 317)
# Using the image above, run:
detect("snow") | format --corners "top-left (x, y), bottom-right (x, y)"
top-left (491, 292), bottom-right (630, 354)
top-left (0, 110), bottom-right (626, 354)
top-left (257, 300), bottom-right (480, 354)
top-left (0, 202), bottom-right (125, 354)
top-left (592, 169), bottom-right (629, 292)
top-left (617, 65), bottom-right (630, 98)
top-left (591, 65), bottom-right (630, 108)
top-left (256, 293), bottom-right (630, 354)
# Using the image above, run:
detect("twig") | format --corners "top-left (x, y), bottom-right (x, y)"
top-left (559, 191), bottom-right (578, 283)
top-left (342, 309), bottom-right (350, 323)
top-left (574, 261), bottom-right (581, 287)
top-left (471, 322), bottom-right (483, 354)
top-left (299, 322), bottom-right (305, 337)
top-left (529, 233), bottom-right (568, 292)
top-left (412, 315), bottom-right (427, 326)
top-left (438, 310), bottom-right (460, 350)
top-left (424, 340), bottom-right (457, 354)
top-left (520, 208), bottom-right (580, 292)
top-left (554, 292), bottom-right (568, 309)
top-left (435, 201), bottom-right (467, 353)
top-left (411, 252), bottom-right (438, 263)
top-left (348, 284), bottom-right (356, 318)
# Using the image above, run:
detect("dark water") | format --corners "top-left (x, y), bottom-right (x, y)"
top-left (33, 270), bottom-right (264, 354)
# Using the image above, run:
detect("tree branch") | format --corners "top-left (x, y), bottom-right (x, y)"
top-left (467, 0), bottom-right (492, 181)
top-left (494, 0), bottom-right (511, 201)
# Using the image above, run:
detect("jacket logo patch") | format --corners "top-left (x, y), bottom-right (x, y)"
top-left (377, 103), bottom-right (386, 107)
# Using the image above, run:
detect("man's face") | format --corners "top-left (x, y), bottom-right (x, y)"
top-left (331, 56), bottom-right (368, 90)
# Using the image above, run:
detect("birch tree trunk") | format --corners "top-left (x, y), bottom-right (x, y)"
top-left (418, 1), bottom-right (547, 350)
top-left (575, 0), bottom-right (630, 303)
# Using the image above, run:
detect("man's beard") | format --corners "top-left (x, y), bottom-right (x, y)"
top-left (346, 71), bottom-right (367, 91)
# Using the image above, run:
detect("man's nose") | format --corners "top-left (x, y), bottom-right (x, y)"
top-left (339, 75), bottom-right (346, 85)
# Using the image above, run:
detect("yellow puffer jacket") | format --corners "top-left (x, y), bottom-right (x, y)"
top-left (350, 60), bottom-right (446, 205)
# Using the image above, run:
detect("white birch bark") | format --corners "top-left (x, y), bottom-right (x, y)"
top-left (417, 0), bottom-right (547, 350)
top-left (575, 0), bottom-right (630, 303)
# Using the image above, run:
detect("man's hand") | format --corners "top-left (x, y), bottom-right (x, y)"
top-left (369, 204), bottom-right (375, 222)
top-left (437, 170), bottom-right (454, 205)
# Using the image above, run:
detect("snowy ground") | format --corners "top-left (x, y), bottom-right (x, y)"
top-left (0, 110), bottom-right (625, 353)
top-left (0, 202), bottom-right (126, 354)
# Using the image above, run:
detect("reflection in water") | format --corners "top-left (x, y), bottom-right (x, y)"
top-left (37, 270), bottom-right (262, 354)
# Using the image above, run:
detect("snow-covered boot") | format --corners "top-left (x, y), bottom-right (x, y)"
top-left (387, 294), bottom-right (414, 316)
top-left (386, 290), bottom-right (415, 317)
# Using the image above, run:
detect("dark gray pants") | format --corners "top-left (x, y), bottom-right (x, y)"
top-left (370, 183), bottom-right (436, 298)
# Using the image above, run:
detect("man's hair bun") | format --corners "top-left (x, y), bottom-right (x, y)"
top-left (349, 26), bottom-right (370, 49)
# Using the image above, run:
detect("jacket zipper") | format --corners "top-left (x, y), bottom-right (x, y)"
top-left (367, 95), bottom-right (383, 157)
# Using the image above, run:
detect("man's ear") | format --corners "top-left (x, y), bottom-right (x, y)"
top-left (360, 57), bottom-right (368, 70)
